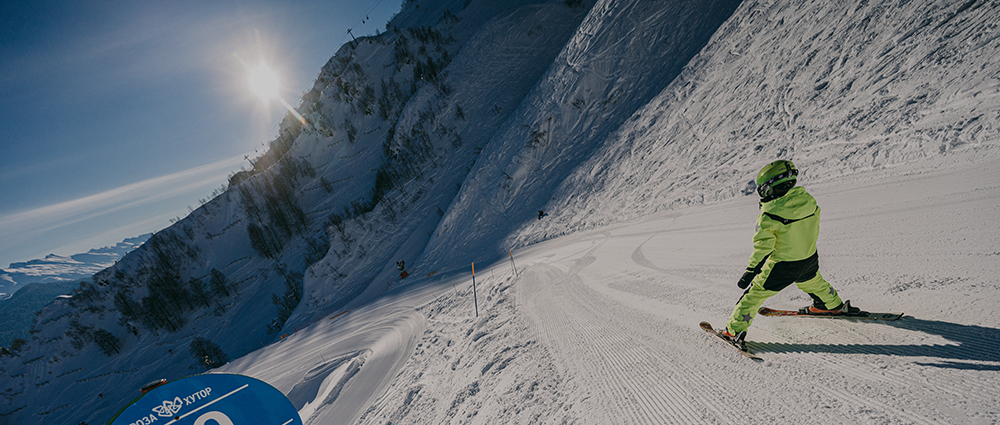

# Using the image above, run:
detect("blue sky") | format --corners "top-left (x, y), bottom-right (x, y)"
top-left (0, 0), bottom-right (401, 267)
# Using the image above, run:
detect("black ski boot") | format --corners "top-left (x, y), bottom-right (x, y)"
top-left (720, 328), bottom-right (748, 351)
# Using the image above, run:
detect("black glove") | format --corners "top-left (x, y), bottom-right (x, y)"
top-left (737, 269), bottom-right (757, 289)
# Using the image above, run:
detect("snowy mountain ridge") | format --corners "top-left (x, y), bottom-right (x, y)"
top-left (2, 0), bottom-right (999, 424)
top-left (0, 234), bottom-right (151, 298)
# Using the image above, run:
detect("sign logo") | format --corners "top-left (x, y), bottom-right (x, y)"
top-left (152, 397), bottom-right (184, 417)
top-left (108, 374), bottom-right (302, 425)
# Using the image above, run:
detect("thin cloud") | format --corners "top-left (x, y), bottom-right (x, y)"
top-left (0, 155), bottom-right (243, 246)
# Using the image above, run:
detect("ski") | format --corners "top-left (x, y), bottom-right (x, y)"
top-left (758, 307), bottom-right (903, 321)
top-left (699, 322), bottom-right (762, 361)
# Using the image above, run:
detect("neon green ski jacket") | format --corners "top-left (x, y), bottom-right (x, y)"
top-left (748, 186), bottom-right (821, 270)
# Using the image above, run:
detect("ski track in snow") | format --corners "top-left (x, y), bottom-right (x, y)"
top-left (217, 299), bottom-right (428, 425)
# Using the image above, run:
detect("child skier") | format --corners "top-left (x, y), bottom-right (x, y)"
top-left (722, 160), bottom-right (860, 348)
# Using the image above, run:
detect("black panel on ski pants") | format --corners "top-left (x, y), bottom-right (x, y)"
top-left (763, 252), bottom-right (821, 288)
top-left (737, 252), bottom-right (828, 307)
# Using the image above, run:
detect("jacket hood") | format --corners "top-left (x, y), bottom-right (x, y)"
top-left (761, 186), bottom-right (817, 219)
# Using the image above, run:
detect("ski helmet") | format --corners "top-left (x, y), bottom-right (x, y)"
top-left (756, 160), bottom-right (798, 200)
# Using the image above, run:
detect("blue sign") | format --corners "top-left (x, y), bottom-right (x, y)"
top-left (107, 374), bottom-right (302, 425)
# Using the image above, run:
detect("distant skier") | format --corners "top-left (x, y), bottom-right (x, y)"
top-left (538, 210), bottom-right (546, 220)
top-left (397, 260), bottom-right (409, 279)
top-left (721, 160), bottom-right (860, 347)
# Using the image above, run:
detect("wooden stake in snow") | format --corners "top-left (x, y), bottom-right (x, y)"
top-left (472, 262), bottom-right (479, 317)
top-left (509, 250), bottom-right (518, 276)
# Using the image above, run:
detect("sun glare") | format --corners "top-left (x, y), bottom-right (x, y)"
top-left (233, 50), bottom-right (308, 128)
top-left (247, 62), bottom-right (280, 102)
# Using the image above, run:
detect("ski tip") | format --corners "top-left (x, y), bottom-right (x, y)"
top-left (757, 307), bottom-right (788, 316)
top-left (699, 321), bottom-right (714, 331)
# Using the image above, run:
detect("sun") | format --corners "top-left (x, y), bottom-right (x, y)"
top-left (233, 50), bottom-right (308, 127)
top-left (247, 62), bottom-right (280, 102)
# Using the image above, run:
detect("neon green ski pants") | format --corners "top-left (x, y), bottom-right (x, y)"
top-left (726, 263), bottom-right (843, 334)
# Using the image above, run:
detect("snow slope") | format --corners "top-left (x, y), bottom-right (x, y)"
top-left (3, 0), bottom-right (1000, 424)
top-left (229, 0), bottom-right (1000, 422)
top-left (529, 0), bottom-right (1000, 241)
top-left (225, 157), bottom-right (1000, 424)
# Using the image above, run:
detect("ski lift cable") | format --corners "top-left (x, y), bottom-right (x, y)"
top-left (337, 0), bottom-right (389, 47)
